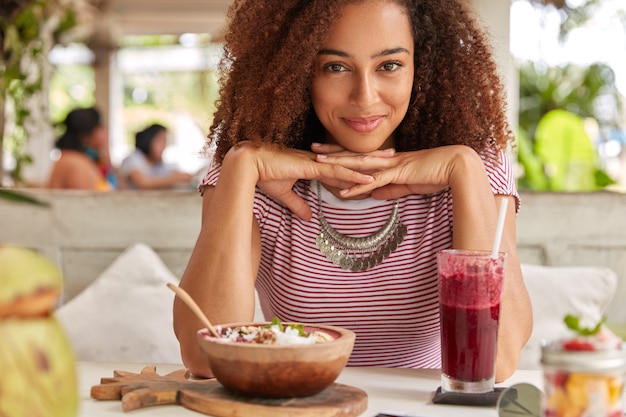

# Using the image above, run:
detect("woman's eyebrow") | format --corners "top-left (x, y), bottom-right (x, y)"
top-left (317, 47), bottom-right (411, 58)
top-left (318, 48), bottom-right (350, 57)
top-left (374, 47), bottom-right (410, 57)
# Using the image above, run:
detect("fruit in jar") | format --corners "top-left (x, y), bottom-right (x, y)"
top-left (0, 244), bottom-right (78, 417)
top-left (542, 315), bottom-right (625, 417)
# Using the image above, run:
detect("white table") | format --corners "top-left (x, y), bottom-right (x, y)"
top-left (78, 362), bottom-right (542, 417)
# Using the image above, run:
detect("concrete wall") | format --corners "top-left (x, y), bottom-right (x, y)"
top-left (1, 189), bottom-right (625, 325)
top-left (0, 190), bottom-right (201, 304)
top-left (516, 191), bottom-right (626, 324)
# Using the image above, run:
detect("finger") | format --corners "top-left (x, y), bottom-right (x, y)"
top-left (311, 142), bottom-right (345, 154)
top-left (316, 153), bottom-right (395, 173)
top-left (316, 164), bottom-right (374, 186)
top-left (370, 184), bottom-right (413, 200)
top-left (279, 191), bottom-right (313, 221)
top-left (370, 184), bottom-right (447, 200)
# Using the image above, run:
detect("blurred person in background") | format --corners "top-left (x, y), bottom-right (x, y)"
top-left (120, 123), bottom-right (193, 190)
top-left (47, 107), bottom-right (118, 191)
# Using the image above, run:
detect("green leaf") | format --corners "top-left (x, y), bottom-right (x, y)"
top-left (267, 316), bottom-right (285, 332)
top-left (266, 316), bottom-right (308, 336)
top-left (564, 314), bottom-right (605, 336)
top-left (0, 189), bottom-right (50, 207)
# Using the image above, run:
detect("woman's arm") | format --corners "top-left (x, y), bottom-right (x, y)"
top-left (444, 148), bottom-right (532, 381)
top-left (127, 169), bottom-right (193, 189)
top-left (173, 148), bottom-right (261, 377)
top-left (492, 196), bottom-right (532, 382)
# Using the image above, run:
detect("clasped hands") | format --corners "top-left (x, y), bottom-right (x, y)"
top-left (232, 140), bottom-right (475, 221)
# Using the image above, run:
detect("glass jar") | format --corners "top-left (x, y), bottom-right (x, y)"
top-left (541, 342), bottom-right (626, 417)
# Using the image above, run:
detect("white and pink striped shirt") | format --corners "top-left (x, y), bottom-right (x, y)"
top-left (201, 148), bottom-right (519, 368)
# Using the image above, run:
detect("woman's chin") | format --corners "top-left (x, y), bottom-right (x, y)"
top-left (332, 134), bottom-right (394, 154)
top-left (339, 142), bottom-right (390, 153)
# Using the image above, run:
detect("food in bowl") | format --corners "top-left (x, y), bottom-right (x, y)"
top-left (197, 319), bottom-right (355, 398)
top-left (214, 318), bottom-right (334, 345)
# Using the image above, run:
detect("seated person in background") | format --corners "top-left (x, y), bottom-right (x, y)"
top-left (48, 107), bottom-right (118, 191)
top-left (120, 124), bottom-right (193, 190)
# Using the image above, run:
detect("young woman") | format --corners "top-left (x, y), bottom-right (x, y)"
top-left (120, 124), bottom-right (193, 189)
top-left (173, 0), bottom-right (533, 381)
top-left (47, 107), bottom-right (117, 191)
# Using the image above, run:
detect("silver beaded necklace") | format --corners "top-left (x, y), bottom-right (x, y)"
top-left (315, 181), bottom-right (407, 271)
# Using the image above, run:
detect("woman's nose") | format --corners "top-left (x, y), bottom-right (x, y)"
top-left (350, 72), bottom-right (378, 107)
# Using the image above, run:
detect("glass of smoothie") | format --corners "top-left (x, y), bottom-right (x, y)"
top-left (437, 249), bottom-right (505, 393)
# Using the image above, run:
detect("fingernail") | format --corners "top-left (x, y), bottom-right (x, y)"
top-left (316, 154), bottom-right (327, 159)
top-left (339, 189), bottom-right (349, 195)
top-left (311, 142), bottom-right (322, 148)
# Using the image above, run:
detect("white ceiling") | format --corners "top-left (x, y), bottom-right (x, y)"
top-left (94, 0), bottom-right (565, 42)
top-left (102, 0), bottom-right (233, 39)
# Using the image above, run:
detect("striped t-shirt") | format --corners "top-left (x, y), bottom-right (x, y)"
top-left (201, 148), bottom-right (519, 368)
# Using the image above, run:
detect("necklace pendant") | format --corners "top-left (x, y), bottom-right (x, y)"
top-left (339, 254), bottom-right (354, 270)
top-left (351, 257), bottom-right (363, 272)
top-left (364, 255), bottom-right (375, 271)
top-left (315, 181), bottom-right (406, 272)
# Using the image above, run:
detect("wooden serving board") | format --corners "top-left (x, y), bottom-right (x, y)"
top-left (91, 366), bottom-right (368, 417)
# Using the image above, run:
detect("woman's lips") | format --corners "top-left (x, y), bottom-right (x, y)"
top-left (343, 116), bottom-right (384, 133)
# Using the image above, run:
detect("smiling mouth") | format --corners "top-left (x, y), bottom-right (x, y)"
top-left (343, 116), bottom-right (384, 133)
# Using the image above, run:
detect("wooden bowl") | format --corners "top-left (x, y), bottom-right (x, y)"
top-left (196, 322), bottom-right (355, 398)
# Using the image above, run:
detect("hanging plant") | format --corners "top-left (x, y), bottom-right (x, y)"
top-left (0, 0), bottom-right (96, 186)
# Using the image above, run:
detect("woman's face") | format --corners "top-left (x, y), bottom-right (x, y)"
top-left (311, 0), bottom-right (414, 153)
top-left (149, 130), bottom-right (167, 162)
top-left (83, 125), bottom-right (108, 150)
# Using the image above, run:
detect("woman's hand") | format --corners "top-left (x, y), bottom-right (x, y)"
top-left (229, 141), bottom-right (374, 220)
top-left (312, 143), bottom-right (481, 199)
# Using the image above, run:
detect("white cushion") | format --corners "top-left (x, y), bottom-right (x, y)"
top-left (55, 243), bottom-right (181, 364)
top-left (519, 263), bottom-right (617, 369)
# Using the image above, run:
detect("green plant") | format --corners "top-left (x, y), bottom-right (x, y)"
top-left (517, 62), bottom-right (623, 191)
top-left (0, 188), bottom-right (48, 206)
top-left (0, 0), bottom-right (93, 185)
top-left (519, 62), bottom-right (622, 139)
top-left (514, 0), bottom-right (625, 191)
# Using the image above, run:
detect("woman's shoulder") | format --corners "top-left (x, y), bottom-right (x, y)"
top-left (49, 150), bottom-right (99, 184)
top-left (56, 150), bottom-right (94, 167)
top-left (54, 150), bottom-right (97, 176)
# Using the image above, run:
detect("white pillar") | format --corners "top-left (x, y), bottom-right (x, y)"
top-left (90, 6), bottom-right (124, 166)
top-left (20, 14), bottom-right (57, 187)
top-left (470, 0), bottom-right (519, 133)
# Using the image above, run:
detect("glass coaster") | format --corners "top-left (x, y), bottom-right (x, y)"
top-left (432, 386), bottom-right (507, 406)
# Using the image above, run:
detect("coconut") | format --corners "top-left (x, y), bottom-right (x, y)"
top-left (0, 244), bottom-right (78, 417)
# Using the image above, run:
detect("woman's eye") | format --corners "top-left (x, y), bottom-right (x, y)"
top-left (323, 63), bottom-right (347, 73)
top-left (380, 61), bottom-right (402, 72)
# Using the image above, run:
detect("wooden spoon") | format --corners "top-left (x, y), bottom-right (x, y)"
top-left (167, 283), bottom-right (221, 338)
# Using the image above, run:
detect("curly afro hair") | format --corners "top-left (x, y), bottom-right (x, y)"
top-left (207, 0), bottom-right (513, 163)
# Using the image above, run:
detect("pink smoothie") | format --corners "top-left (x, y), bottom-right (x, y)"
top-left (438, 251), bottom-right (503, 384)
top-left (440, 301), bottom-right (500, 381)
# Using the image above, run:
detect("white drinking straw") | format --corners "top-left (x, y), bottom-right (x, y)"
top-left (491, 198), bottom-right (509, 257)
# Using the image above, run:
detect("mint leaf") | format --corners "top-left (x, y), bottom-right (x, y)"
top-left (291, 324), bottom-right (307, 337)
top-left (564, 314), bottom-right (605, 336)
top-left (266, 317), bottom-right (308, 336)
top-left (267, 316), bottom-right (285, 332)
